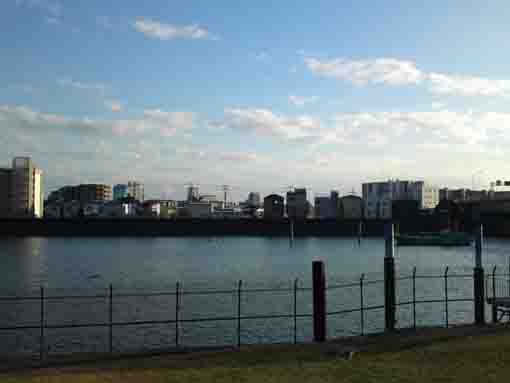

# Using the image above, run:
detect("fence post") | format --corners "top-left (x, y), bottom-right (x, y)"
top-left (412, 267), bottom-right (417, 330)
top-left (293, 278), bottom-right (298, 344)
top-left (384, 223), bottom-right (396, 332)
top-left (360, 274), bottom-right (365, 336)
top-left (312, 260), bottom-right (326, 342)
top-left (109, 284), bottom-right (113, 354)
top-left (444, 267), bottom-right (449, 328)
top-left (175, 282), bottom-right (180, 348)
top-left (473, 225), bottom-right (485, 325)
top-left (39, 286), bottom-right (44, 362)
top-left (237, 280), bottom-right (242, 348)
top-left (492, 266), bottom-right (498, 324)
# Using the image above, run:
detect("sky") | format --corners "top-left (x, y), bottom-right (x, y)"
top-left (2, 0), bottom-right (510, 200)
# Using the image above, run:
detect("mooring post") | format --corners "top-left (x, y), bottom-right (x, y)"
top-left (474, 224), bottom-right (485, 325)
top-left (312, 260), bottom-right (326, 342)
top-left (384, 223), bottom-right (396, 332)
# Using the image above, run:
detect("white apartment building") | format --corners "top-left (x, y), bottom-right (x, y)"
top-left (0, 157), bottom-right (43, 218)
top-left (362, 180), bottom-right (439, 219)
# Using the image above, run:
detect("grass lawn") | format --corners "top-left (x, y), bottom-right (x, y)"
top-left (3, 326), bottom-right (510, 382)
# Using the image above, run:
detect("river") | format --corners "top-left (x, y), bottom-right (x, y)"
top-left (1, 237), bottom-right (509, 355)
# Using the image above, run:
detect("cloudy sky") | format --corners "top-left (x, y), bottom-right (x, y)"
top-left (2, 1), bottom-right (510, 200)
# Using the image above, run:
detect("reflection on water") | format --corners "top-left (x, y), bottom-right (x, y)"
top-left (0, 238), bottom-right (48, 293)
top-left (0, 237), bottom-right (509, 292)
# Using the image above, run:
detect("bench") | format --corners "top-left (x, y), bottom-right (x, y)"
top-left (487, 297), bottom-right (510, 322)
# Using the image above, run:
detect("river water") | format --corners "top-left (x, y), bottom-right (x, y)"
top-left (1, 237), bottom-right (509, 356)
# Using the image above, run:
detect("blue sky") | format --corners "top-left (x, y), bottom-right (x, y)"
top-left (2, 0), bottom-right (510, 200)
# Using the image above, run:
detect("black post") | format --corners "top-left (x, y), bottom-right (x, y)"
top-left (109, 284), bottom-right (113, 354)
top-left (360, 274), bottom-right (365, 336)
top-left (508, 257), bottom-right (510, 298)
top-left (312, 260), bottom-right (326, 342)
top-left (412, 267), bottom-right (416, 330)
top-left (175, 282), bottom-right (180, 348)
top-left (474, 225), bottom-right (485, 325)
top-left (492, 266), bottom-right (498, 324)
top-left (237, 280), bottom-right (242, 348)
top-left (293, 278), bottom-right (298, 344)
top-left (444, 267), bottom-right (449, 328)
top-left (384, 223), bottom-right (396, 332)
top-left (39, 286), bottom-right (44, 361)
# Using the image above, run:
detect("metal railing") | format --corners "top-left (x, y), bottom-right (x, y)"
top-left (1, 266), bottom-right (509, 362)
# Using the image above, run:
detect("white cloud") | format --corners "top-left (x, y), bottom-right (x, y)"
top-left (304, 57), bottom-right (424, 86)
top-left (0, 104), bottom-right (195, 138)
top-left (427, 72), bottom-right (510, 97)
top-left (305, 56), bottom-right (510, 98)
top-left (58, 77), bottom-right (106, 92)
top-left (289, 95), bottom-right (319, 106)
top-left (105, 100), bottom-right (123, 113)
top-left (220, 108), bottom-right (323, 141)
top-left (133, 18), bottom-right (213, 41)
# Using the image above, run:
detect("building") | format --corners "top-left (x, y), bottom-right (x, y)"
top-left (127, 181), bottom-right (144, 202)
top-left (0, 157), bottom-right (43, 218)
top-left (338, 195), bottom-right (363, 220)
top-left (47, 186), bottom-right (77, 203)
top-left (186, 184), bottom-right (200, 202)
top-left (48, 184), bottom-right (112, 205)
top-left (186, 202), bottom-right (214, 218)
top-left (77, 184), bottom-right (112, 204)
top-left (314, 190), bottom-right (339, 219)
top-left (113, 184), bottom-right (129, 200)
top-left (362, 180), bottom-right (439, 219)
top-left (286, 188), bottom-right (308, 220)
top-left (246, 192), bottom-right (261, 207)
top-left (314, 195), bottom-right (332, 219)
top-left (263, 194), bottom-right (284, 220)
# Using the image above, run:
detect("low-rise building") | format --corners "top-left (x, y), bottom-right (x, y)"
top-left (263, 194), bottom-right (284, 220)
top-left (286, 188), bottom-right (308, 221)
top-left (314, 196), bottom-right (332, 219)
top-left (338, 195), bottom-right (363, 220)
top-left (363, 180), bottom-right (438, 219)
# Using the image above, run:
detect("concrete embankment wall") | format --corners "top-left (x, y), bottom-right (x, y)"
top-left (1, 214), bottom-right (510, 237)
top-left (0, 218), bottom-right (385, 237)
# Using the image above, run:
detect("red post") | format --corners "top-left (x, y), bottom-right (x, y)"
top-left (312, 261), bottom-right (326, 342)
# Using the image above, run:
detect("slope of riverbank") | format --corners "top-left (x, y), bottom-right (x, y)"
top-left (3, 324), bottom-right (510, 382)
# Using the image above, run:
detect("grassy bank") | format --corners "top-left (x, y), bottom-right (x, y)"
top-left (3, 325), bottom-right (510, 382)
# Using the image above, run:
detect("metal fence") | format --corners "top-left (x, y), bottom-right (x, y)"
top-left (1, 265), bottom-right (509, 362)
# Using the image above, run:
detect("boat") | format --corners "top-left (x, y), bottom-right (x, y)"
top-left (396, 232), bottom-right (472, 246)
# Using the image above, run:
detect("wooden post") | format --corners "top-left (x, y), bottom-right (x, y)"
top-left (384, 223), bottom-right (396, 332)
top-left (312, 261), bottom-right (326, 342)
top-left (474, 225), bottom-right (485, 325)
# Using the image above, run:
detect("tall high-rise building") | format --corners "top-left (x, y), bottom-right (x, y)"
top-left (128, 181), bottom-right (144, 202)
top-left (0, 157), bottom-right (43, 218)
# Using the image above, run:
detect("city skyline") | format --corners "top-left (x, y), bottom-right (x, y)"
top-left (2, 1), bottom-right (510, 200)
